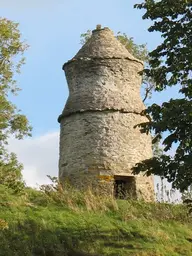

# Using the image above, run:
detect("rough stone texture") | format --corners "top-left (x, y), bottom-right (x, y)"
top-left (58, 27), bottom-right (154, 201)
top-left (58, 58), bottom-right (144, 120)
top-left (74, 27), bottom-right (141, 61)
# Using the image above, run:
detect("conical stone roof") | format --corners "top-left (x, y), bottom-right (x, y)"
top-left (64, 27), bottom-right (142, 66)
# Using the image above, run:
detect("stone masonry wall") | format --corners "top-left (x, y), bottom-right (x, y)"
top-left (59, 111), bottom-right (152, 175)
top-left (58, 27), bottom-right (154, 201)
top-left (59, 111), bottom-right (154, 201)
top-left (59, 58), bottom-right (144, 120)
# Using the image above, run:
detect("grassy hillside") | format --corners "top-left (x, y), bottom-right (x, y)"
top-left (1, 184), bottom-right (192, 256)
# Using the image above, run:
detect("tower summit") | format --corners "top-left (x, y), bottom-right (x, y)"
top-left (58, 26), bottom-right (154, 201)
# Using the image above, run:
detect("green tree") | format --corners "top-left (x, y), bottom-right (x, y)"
top-left (133, 0), bottom-right (192, 191)
top-left (0, 18), bottom-right (31, 190)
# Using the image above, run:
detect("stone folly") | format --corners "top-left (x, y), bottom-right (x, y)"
top-left (58, 26), bottom-right (154, 201)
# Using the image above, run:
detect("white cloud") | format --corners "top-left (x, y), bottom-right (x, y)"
top-left (7, 131), bottom-right (59, 188)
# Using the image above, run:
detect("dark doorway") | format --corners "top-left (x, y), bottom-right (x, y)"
top-left (114, 176), bottom-right (136, 199)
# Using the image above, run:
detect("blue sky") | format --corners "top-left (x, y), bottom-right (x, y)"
top-left (1, 0), bottom-right (164, 136)
top-left (2, 0), bottom-right (179, 189)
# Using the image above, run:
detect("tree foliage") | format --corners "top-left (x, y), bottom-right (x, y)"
top-left (133, 0), bottom-right (192, 191)
top-left (0, 152), bottom-right (24, 193)
top-left (0, 18), bottom-right (31, 190)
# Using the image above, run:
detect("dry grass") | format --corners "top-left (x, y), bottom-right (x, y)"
top-left (38, 178), bottom-right (119, 213)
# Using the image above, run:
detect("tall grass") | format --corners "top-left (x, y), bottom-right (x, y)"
top-left (37, 176), bottom-right (119, 213)
top-left (1, 182), bottom-right (192, 256)
top-left (155, 177), bottom-right (181, 204)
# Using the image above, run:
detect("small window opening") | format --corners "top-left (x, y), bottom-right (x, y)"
top-left (114, 176), bottom-right (136, 199)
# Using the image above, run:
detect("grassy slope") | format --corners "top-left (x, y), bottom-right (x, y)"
top-left (1, 185), bottom-right (192, 256)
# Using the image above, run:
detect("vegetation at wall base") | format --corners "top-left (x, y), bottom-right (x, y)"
top-left (1, 184), bottom-right (192, 256)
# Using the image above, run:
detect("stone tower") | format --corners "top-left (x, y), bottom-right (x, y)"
top-left (58, 26), bottom-right (154, 201)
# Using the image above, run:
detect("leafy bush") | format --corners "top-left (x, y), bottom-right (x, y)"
top-left (0, 153), bottom-right (25, 193)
